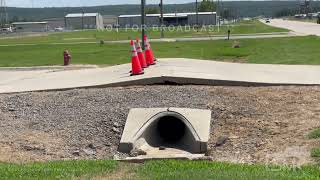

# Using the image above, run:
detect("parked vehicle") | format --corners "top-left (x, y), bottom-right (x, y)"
top-left (0, 27), bottom-right (13, 34)
top-left (54, 27), bottom-right (64, 32)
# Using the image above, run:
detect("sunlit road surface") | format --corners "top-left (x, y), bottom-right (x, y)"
top-left (1, 58), bottom-right (320, 94)
top-left (265, 19), bottom-right (320, 36)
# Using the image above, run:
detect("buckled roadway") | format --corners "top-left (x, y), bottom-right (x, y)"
top-left (1, 58), bottom-right (320, 94)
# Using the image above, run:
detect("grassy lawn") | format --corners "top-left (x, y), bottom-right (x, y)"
top-left (0, 160), bottom-right (118, 180)
top-left (0, 36), bottom-right (319, 67)
top-left (0, 160), bottom-right (319, 180)
top-left (0, 20), bottom-right (288, 45)
top-left (309, 129), bottom-right (320, 160)
top-left (309, 129), bottom-right (320, 139)
top-left (137, 161), bottom-right (320, 180)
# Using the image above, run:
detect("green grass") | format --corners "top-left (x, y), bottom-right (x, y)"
top-left (1, 160), bottom-right (319, 180)
top-left (137, 160), bottom-right (320, 180)
top-left (0, 160), bottom-right (118, 180)
top-left (0, 36), bottom-right (319, 67)
top-left (309, 129), bottom-right (320, 139)
top-left (311, 148), bottom-right (320, 158)
top-left (0, 20), bottom-right (288, 45)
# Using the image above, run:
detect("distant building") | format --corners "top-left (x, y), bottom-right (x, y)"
top-left (65, 13), bottom-right (104, 30)
top-left (187, 12), bottom-right (217, 25)
top-left (43, 18), bottom-right (65, 30)
top-left (118, 14), bottom-right (158, 27)
top-left (102, 15), bottom-right (118, 27)
top-left (118, 12), bottom-right (217, 27)
top-left (11, 22), bottom-right (48, 32)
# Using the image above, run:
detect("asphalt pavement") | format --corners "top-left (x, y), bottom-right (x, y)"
top-left (264, 19), bottom-right (320, 36)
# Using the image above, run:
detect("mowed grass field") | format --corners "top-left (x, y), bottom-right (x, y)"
top-left (0, 20), bottom-right (288, 45)
top-left (0, 36), bottom-right (319, 67)
top-left (1, 160), bottom-right (319, 180)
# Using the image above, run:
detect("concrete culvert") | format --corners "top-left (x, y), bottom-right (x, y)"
top-left (140, 112), bottom-right (199, 153)
top-left (119, 108), bottom-right (211, 157)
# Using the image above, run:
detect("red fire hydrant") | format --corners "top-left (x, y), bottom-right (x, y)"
top-left (63, 49), bottom-right (72, 66)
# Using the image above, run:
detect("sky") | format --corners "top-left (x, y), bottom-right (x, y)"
top-left (5, 0), bottom-right (254, 8)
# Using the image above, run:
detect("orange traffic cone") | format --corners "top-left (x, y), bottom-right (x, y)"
top-left (144, 35), bottom-right (157, 62)
top-left (136, 38), bottom-right (148, 69)
top-left (144, 35), bottom-right (156, 66)
top-left (130, 40), bottom-right (144, 76)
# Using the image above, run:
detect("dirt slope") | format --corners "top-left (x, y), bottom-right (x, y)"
top-left (0, 85), bottom-right (319, 165)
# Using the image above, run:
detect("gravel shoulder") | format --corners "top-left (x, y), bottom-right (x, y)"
top-left (0, 85), bottom-right (319, 165)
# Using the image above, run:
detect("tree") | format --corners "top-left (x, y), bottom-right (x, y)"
top-left (198, 0), bottom-right (216, 12)
top-left (275, 8), bottom-right (298, 18)
top-left (221, 9), bottom-right (233, 20)
top-left (145, 7), bottom-right (160, 14)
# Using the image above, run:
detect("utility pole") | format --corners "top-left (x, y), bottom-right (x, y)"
top-left (81, 9), bottom-right (85, 30)
top-left (212, 0), bottom-right (220, 32)
top-left (0, 0), bottom-right (8, 27)
top-left (196, 0), bottom-right (199, 28)
top-left (217, 0), bottom-right (220, 28)
top-left (141, 0), bottom-right (146, 50)
top-left (160, 0), bottom-right (164, 38)
top-left (221, 0), bottom-right (224, 25)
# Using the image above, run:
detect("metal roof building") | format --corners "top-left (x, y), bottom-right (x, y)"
top-left (65, 13), bottom-right (104, 30)
top-left (11, 22), bottom-right (48, 32)
top-left (103, 15), bottom-right (118, 27)
top-left (43, 18), bottom-right (65, 30)
top-left (118, 12), bottom-right (217, 27)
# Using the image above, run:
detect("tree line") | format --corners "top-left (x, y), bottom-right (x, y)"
top-left (3, 1), bottom-right (320, 22)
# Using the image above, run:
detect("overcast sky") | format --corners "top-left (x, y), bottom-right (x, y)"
top-left (5, 0), bottom-right (256, 8)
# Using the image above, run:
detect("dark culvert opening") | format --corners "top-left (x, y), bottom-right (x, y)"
top-left (157, 116), bottom-right (186, 143)
top-left (139, 113), bottom-right (199, 153)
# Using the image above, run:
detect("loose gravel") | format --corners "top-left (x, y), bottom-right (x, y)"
top-left (0, 85), bottom-right (319, 165)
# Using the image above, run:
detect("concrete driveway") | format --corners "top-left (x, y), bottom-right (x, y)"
top-left (1, 58), bottom-right (320, 94)
top-left (266, 19), bottom-right (320, 36)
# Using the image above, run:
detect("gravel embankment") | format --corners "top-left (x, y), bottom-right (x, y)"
top-left (0, 85), bottom-right (319, 165)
